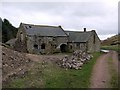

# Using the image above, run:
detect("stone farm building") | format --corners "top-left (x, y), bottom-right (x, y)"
top-left (6, 23), bottom-right (101, 54)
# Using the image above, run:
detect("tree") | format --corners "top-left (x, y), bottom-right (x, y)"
top-left (2, 18), bottom-right (18, 43)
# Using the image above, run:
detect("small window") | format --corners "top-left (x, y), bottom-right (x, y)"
top-left (53, 37), bottom-right (56, 41)
top-left (20, 32), bottom-right (24, 41)
top-left (41, 43), bottom-right (45, 49)
top-left (39, 39), bottom-right (41, 43)
top-left (70, 45), bottom-right (72, 49)
top-left (29, 26), bottom-right (32, 28)
top-left (34, 44), bottom-right (38, 49)
top-left (76, 43), bottom-right (79, 47)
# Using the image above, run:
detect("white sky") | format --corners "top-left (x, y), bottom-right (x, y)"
top-left (0, 0), bottom-right (119, 40)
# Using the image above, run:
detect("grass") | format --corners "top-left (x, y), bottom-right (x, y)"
top-left (101, 45), bottom-right (120, 52)
top-left (108, 57), bottom-right (118, 88)
top-left (4, 52), bottom-right (102, 88)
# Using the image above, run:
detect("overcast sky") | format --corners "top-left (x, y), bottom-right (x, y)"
top-left (0, 0), bottom-right (119, 40)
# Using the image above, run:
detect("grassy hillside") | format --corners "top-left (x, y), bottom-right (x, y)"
top-left (101, 34), bottom-right (120, 46)
top-left (101, 45), bottom-right (120, 52)
top-left (101, 34), bottom-right (120, 51)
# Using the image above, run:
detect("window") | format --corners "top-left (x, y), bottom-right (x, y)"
top-left (29, 26), bottom-right (32, 28)
top-left (70, 45), bottom-right (72, 49)
top-left (38, 39), bottom-right (41, 44)
top-left (76, 43), bottom-right (79, 47)
top-left (34, 44), bottom-right (38, 49)
top-left (20, 32), bottom-right (24, 41)
top-left (53, 37), bottom-right (56, 41)
top-left (41, 43), bottom-right (45, 49)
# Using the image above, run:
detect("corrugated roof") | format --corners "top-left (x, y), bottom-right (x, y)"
top-left (65, 31), bottom-right (93, 42)
top-left (22, 23), bottom-right (67, 37)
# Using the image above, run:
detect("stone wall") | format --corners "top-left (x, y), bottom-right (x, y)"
top-left (14, 25), bottom-right (27, 52)
top-left (68, 43), bottom-right (87, 52)
top-left (68, 32), bottom-right (100, 53)
top-left (26, 36), bottom-right (68, 54)
top-left (87, 31), bottom-right (100, 53)
top-left (94, 33), bottom-right (101, 52)
top-left (56, 37), bottom-right (68, 45)
top-left (15, 25), bottom-right (100, 54)
top-left (87, 35), bottom-right (94, 53)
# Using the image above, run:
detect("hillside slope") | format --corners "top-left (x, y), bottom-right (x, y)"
top-left (101, 34), bottom-right (120, 46)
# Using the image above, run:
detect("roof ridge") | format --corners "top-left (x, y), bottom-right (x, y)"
top-left (35, 25), bottom-right (60, 28)
top-left (22, 23), bottom-right (60, 28)
top-left (65, 30), bottom-right (91, 33)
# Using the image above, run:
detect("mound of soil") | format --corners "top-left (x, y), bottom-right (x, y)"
top-left (2, 46), bottom-right (32, 83)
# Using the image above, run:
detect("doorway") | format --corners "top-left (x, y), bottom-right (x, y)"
top-left (60, 44), bottom-right (67, 52)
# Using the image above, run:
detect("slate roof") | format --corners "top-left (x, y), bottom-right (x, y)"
top-left (22, 23), bottom-right (67, 37)
top-left (65, 31), bottom-right (93, 43)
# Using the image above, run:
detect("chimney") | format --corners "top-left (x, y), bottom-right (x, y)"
top-left (58, 25), bottom-right (62, 28)
top-left (84, 28), bottom-right (86, 32)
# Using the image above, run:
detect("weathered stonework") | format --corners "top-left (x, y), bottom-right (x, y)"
top-left (26, 36), bottom-right (68, 54)
top-left (87, 30), bottom-right (101, 53)
top-left (7, 23), bottom-right (100, 54)
top-left (66, 30), bottom-right (101, 53)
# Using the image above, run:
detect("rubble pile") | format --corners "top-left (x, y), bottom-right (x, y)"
top-left (2, 46), bottom-right (32, 82)
top-left (57, 50), bottom-right (93, 70)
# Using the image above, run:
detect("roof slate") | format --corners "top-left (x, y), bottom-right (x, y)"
top-left (65, 31), bottom-right (93, 42)
top-left (22, 23), bottom-right (67, 37)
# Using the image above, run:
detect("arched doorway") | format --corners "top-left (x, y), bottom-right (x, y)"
top-left (60, 44), bottom-right (67, 52)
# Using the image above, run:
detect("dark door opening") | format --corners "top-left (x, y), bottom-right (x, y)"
top-left (41, 43), bottom-right (45, 49)
top-left (34, 44), bottom-right (38, 49)
top-left (60, 44), bottom-right (67, 52)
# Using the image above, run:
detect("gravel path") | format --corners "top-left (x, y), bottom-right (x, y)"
top-left (90, 51), bottom-right (118, 88)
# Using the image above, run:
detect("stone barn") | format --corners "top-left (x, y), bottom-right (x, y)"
top-left (7, 23), bottom-right (101, 54)
top-left (66, 28), bottom-right (101, 53)
top-left (15, 23), bottom-right (68, 54)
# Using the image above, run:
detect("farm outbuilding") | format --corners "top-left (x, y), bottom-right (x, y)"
top-left (9, 23), bottom-right (100, 54)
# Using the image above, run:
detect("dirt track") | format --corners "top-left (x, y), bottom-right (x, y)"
top-left (26, 54), bottom-right (66, 62)
top-left (90, 51), bottom-right (118, 88)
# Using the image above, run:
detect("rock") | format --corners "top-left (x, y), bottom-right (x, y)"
top-left (57, 50), bottom-right (93, 70)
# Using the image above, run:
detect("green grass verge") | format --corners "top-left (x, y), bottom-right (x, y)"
top-left (4, 52), bottom-right (102, 88)
top-left (101, 45), bottom-right (120, 52)
top-left (108, 57), bottom-right (118, 88)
